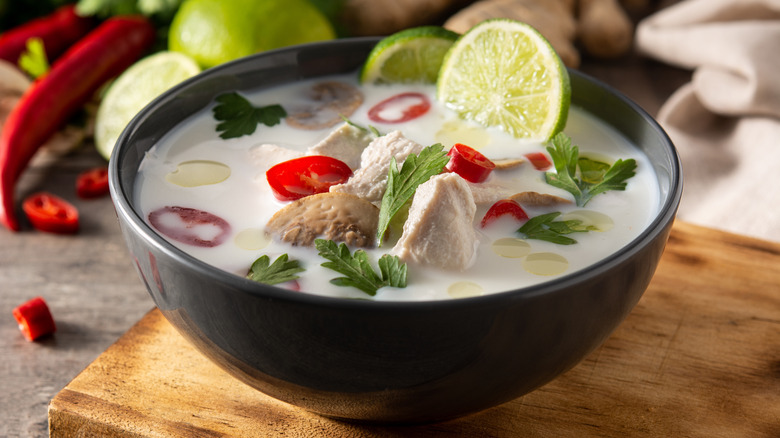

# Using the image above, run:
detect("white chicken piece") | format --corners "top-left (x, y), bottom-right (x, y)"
top-left (391, 173), bottom-right (478, 271)
top-left (330, 130), bottom-right (425, 204)
top-left (306, 122), bottom-right (375, 170)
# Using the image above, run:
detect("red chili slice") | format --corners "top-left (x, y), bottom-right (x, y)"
top-left (13, 296), bottom-right (56, 341)
top-left (22, 192), bottom-right (79, 234)
top-left (525, 152), bottom-right (552, 171)
top-left (148, 206), bottom-right (231, 248)
top-left (76, 166), bottom-right (109, 199)
top-left (266, 155), bottom-right (352, 202)
top-left (480, 199), bottom-right (529, 228)
top-left (446, 143), bottom-right (496, 183)
top-left (367, 92), bottom-right (431, 124)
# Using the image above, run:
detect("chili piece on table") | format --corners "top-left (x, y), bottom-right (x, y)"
top-left (367, 92), bottom-right (431, 124)
top-left (481, 199), bottom-right (529, 228)
top-left (22, 192), bottom-right (79, 234)
top-left (13, 296), bottom-right (56, 342)
top-left (76, 166), bottom-right (109, 198)
top-left (266, 155), bottom-right (353, 201)
top-left (446, 143), bottom-right (496, 183)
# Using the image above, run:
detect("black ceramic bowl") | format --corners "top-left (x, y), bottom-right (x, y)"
top-left (109, 38), bottom-right (682, 424)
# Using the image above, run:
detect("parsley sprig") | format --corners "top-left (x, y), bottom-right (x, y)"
top-left (517, 212), bottom-right (592, 245)
top-left (246, 254), bottom-right (304, 285)
top-left (545, 132), bottom-right (637, 207)
top-left (376, 144), bottom-right (450, 245)
top-left (212, 92), bottom-right (287, 139)
top-left (315, 239), bottom-right (407, 296)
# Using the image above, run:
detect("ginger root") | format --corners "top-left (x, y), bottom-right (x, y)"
top-left (577, 0), bottom-right (634, 59)
top-left (340, 0), bottom-right (475, 37)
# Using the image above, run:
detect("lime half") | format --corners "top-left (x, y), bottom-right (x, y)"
top-left (436, 19), bottom-right (570, 141)
top-left (95, 51), bottom-right (201, 160)
top-left (360, 26), bottom-right (459, 84)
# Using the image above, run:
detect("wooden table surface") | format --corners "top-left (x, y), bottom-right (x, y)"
top-left (0, 7), bottom-right (743, 437)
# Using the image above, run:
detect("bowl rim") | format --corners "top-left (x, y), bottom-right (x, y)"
top-left (109, 37), bottom-right (683, 311)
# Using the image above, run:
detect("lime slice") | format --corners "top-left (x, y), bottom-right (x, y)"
top-left (436, 19), bottom-right (570, 141)
top-left (95, 51), bottom-right (201, 160)
top-left (360, 26), bottom-right (459, 84)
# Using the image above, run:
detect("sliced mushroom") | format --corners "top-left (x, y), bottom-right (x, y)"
top-left (266, 192), bottom-right (379, 248)
top-left (286, 81), bottom-right (364, 130)
top-left (492, 157), bottom-right (525, 170)
top-left (509, 191), bottom-right (571, 207)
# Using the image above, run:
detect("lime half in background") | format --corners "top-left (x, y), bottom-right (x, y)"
top-left (360, 26), bottom-right (460, 84)
top-left (95, 51), bottom-right (201, 161)
top-left (169, 0), bottom-right (336, 69)
top-left (436, 19), bottom-right (571, 141)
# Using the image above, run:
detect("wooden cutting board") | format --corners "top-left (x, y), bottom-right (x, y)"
top-left (48, 221), bottom-right (780, 437)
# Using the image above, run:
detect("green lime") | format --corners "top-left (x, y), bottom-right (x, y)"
top-left (95, 51), bottom-right (201, 160)
top-left (360, 26), bottom-right (459, 84)
top-left (169, 0), bottom-right (336, 69)
top-left (436, 19), bottom-right (571, 141)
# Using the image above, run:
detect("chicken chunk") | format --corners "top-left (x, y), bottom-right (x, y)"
top-left (330, 130), bottom-right (426, 203)
top-left (266, 192), bottom-right (379, 248)
top-left (306, 122), bottom-right (375, 170)
top-left (391, 173), bottom-right (477, 271)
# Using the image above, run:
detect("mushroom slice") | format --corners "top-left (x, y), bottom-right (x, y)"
top-left (509, 191), bottom-right (571, 207)
top-left (266, 192), bottom-right (379, 248)
top-left (492, 157), bottom-right (525, 170)
top-left (287, 81), bottom-right (364, 130)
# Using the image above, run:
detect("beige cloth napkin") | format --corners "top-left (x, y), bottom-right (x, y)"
top-left (635, 0), bottom-right (780, 242)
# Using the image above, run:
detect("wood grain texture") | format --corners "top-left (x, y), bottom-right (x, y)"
top-left (48, 221), bottom-right (780, 437)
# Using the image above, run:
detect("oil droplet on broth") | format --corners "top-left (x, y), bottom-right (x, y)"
top-left (166, 160), bottom-right (231, 187)
top-left (435, 119), bottom-right (491, 149)
top-left (448, 281), bottom-right (484, 299)
top-left (492, 237), bottom-right (532, 258)
top-left (523, 252), bottom-right (569, 276)
top-left (560, 210), bottom-right (614, 232)
top-left (234, 228), bottom-right (270, 250)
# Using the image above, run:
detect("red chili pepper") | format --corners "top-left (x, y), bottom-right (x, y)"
top-left (76, 166), bottom-right (109, 199)
top-left (0, 5), bottom-right (95, 65)
top-left (0, 16), bottom-right (155, 231)
top-left (266, 155), bottom-right (353, 201)
top-left (148, 206), bottom-right (232, 248)
top-left (22, 192), bottom-right (79, 234)
top-left (13, 296), bottom-right (57, 342)
top-left (480, 199), bottom-right (529, 228)
top-left (525, 152), bottom-right (552, 171)
top-left (367, 92), bottom-right (431, 124)
top-left (445, 143), bottom-right (496, 183)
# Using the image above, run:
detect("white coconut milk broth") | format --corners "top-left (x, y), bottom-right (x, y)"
top-left (135, 73), bottom-right (660, 301)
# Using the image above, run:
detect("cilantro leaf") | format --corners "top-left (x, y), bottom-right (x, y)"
top-left (212, 92), bottom-right (287, 139)
top-left (376, 144), bottom-right (449, 245)
top-left (545, 132), bottom-right (637, 206)
top-left (18, 38), bottom-right (49, 79)
top-left (246, 254), bottom-right (305, 285)
top-left (517, 212), bottom-right (589, 245)
top-left (315, 239), bottom-right (407, 296)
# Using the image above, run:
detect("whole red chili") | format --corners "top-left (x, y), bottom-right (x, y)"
top-left (0, 5), bottom-right (94, 65)
top-left (0, 16), bottom-right (155, 231)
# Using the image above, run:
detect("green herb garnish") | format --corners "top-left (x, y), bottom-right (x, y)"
top-left (545, 132), bottom-right (637, 207)
top-left (18, 38), bottom-right (49, 79)
top-left (315, 239), bottom-right (407, 296)
top-left (340, 114), bottom-right (381, 137)
top-left (212, 92), bottom-right (287, 139)
top-left (246, 254), bottom-right (304, 285)
top-left (376, 144), bottom-right (450, 245)
top-left (517, 212), bottom-right (592, 245)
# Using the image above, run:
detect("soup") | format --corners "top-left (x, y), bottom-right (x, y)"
top-left (134, 74), bottom-right (659, 301)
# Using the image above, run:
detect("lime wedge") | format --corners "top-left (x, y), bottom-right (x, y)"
top-left (360, 26), bottom-right (459, 84)
top-left (95, 51), bottom-right (201, 160)
top-left (436, 19), bottom-right (570, 141)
